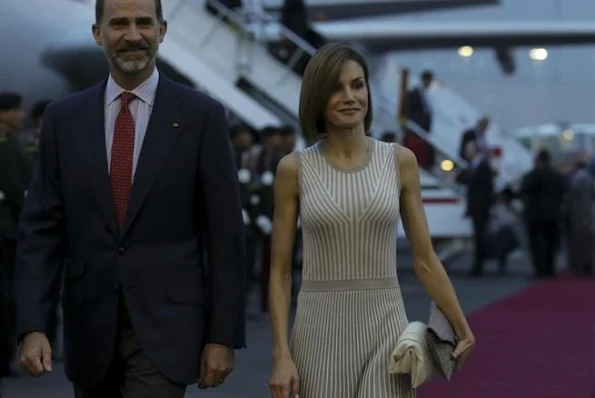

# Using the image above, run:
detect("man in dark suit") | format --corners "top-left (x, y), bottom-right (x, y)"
top-left (15, 0), bottom-right (246, 397)
top-left (406, 70), bottom-right (433, 133)
top-left (404, 70), bottom-right (435, 169)
top-left (520, 150), bottom-right (566, 278)
top-left (464, 141), bottom-right (494, 277)
top-left (459, 116), bottom-right (490, 162)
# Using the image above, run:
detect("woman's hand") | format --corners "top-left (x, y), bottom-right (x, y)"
top-left (269, 355), bottom-right (300, 398)
top-left (452, 332), bottom-right (476, 371)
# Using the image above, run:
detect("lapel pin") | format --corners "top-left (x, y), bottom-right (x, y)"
top-left (172, 122), bottom-right (180, 128)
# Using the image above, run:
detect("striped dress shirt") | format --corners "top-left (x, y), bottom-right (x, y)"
top-left (104, 68), bottom-right (159, 178)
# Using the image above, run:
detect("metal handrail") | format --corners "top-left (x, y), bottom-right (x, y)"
top-left (404, 119), bottom-right (469, 170)
top-left (201, 0), bottom-right (317, 53)
top-left (402, 119), bottom-right (469, 196)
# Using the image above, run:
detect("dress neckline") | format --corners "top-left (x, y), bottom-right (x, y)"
top-left (318, 137), bottom-right (375, 173)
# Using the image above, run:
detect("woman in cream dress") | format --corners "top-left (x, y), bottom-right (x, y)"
top-left (268, 43), bottom-right (476, 398)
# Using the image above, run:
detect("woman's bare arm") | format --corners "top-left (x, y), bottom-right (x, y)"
top-left (397, 145), bottom-right (472, 338)
top-left (269, 153), bottom-right (300, 359)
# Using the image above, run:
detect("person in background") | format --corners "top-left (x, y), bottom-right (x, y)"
top-left (565, 156), bottom-right (593, 277)
top-left (380, 131), bottom-right (396, 142)
top-left (0, 92), bottom-right (29, 385)
top-left (279, 125), bottom-right (297, 156)
top-left (464, 140), bottom-right (494, 277)
top-left (19, 99), bottom-right (52, 165)
top-left (403, 70), bottom-right (435, 169)
top-left (459, 116), bottom-right (490, 162)
top-left (406, 70), bottom-right (433, 134)
top-left (520, 149), bottom-right (566, 278)
top-left (231, 124), bottom-right (259, 285)
top-left (253, 127), bottom-right (284, 313)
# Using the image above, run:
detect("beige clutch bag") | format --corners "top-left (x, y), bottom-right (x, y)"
top-left (426, 301), bottom-right (457, 381)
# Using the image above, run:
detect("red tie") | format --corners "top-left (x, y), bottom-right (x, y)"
top-left (110, 91), bottom-right (136, 230)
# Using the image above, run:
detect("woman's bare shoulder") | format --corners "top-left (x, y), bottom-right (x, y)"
top-left (277, 152), bottom-right (299, 176)
top-left (392, 143), bottom-right (418, 169)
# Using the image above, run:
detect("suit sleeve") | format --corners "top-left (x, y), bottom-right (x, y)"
top-left (458, 131), bottom-right (471, 161)
top-left (14, 104), bottom-right (66, 340)
top-left (198, 101), bottom-right (247, 349)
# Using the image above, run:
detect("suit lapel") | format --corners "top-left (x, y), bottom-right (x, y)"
top-left (121, 76), bottom-right (184, 237)
top-left (79, 81), bottom-right (120, 238)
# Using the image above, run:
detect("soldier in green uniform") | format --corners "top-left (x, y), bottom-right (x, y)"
top-left (18, 99), bottom-right (51, 165)
top-left (0, 92), bottom-right (29, 381)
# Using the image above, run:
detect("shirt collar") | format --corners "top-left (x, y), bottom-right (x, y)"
top-left (105, 68), bottom-right (159, 106)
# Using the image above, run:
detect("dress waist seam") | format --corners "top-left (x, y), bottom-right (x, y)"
top-left (300, 277), bottom-right (398, 291)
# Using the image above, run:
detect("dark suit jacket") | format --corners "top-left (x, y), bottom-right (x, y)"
top-left (405, 88), bottom-right (432, 132)
top-left (458, 128), bottom-right (477, 162)
top-left (15, 74), bottom-right (247, 387)
top-left (466, 158), bottom-right (494, 219)
top-left (521, 165), bottom-right (566, 222)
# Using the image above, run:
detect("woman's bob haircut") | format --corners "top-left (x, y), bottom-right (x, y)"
top-left (298, 43), bottom-right (373, 145)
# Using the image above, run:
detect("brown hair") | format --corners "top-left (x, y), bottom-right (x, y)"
top-left (95, 0), bottom-right (164, 24)
top-left (299, 43), bottom-right (373, 145)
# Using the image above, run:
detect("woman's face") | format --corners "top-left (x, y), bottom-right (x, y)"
top-left (323, 60), bottom-right (369, 131)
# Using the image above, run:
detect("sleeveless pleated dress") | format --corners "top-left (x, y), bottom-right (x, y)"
top-left (291, 138), bottom-right (415, 397)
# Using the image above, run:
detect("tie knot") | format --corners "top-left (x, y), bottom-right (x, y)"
top-left (120, 91), bottom-right (136, 108)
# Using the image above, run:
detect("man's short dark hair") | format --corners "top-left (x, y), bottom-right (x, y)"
top-left (536, 149), bottom-right (551, 164)
top-left (95, 0), bottom-right (163, 24)
top-left (421, 70), bottom-right (434, 81)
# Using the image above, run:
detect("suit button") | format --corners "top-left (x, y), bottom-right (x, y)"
top-left (118, 247), bottom-right (125, 254)
top-left (112, 284), bottom-right (119, 292)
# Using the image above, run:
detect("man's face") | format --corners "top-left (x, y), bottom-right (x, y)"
top-left (282, 132), bottom-right (296, 153)
top-left (478, 119), bottom-right (490, 134)
top-left (92, 0), bottom-right (167, 75)
top-left (0, 108), bottom-right (25, 131)
top-left (232, 131), bottom-right (253, 150)
top-left (422, 76), bottom-right (433, 89)
top-left (265, 134), bottom-right (283, 152)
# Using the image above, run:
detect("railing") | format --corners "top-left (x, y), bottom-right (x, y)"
top-left (178, 0), bottom-right (319, 81)
top-left (402, 119), bottom-right (469, 197)
top-left (181, 0), bottom-right (404, 125)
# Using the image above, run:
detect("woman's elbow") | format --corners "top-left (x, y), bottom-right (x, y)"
top-left (270, 260), bottom-right (292, 281)
top-left (412, 248), bottom-right (439, 275)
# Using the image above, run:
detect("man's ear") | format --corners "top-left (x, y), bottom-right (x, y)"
top-left (92, 24), bottom-right (102, 46)
top-left (159, 20), bottom-right (168, 43)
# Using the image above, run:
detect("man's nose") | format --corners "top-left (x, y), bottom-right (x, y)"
top-left (124, 25), bottom-right (143, 41)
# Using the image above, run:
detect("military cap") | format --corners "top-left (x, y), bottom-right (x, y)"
top-left (0, 92), bottom-right (22, 111)
top-left (260, 126), bottom-right (282, 137)
top-left (277, 125), bottom-right (295, 136)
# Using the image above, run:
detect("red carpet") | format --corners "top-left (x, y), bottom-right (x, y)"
top-left (419, 277), bottom-right (595, 398)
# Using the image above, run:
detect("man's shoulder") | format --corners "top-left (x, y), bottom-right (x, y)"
top-left (46, 83), bottom-right (104, 116)
top-left (166, 80), bottom-right (223, 113)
